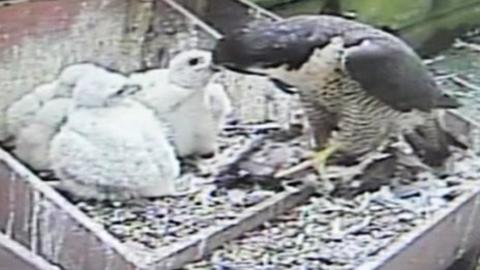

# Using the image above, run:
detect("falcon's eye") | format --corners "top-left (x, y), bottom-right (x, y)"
top-left (189, 58), bottom-right (200, 66)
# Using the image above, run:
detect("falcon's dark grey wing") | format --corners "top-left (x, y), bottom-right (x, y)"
top-left (343, 38), bottom-right (460, 112)
top-left (213, 16), bottom-right (341, 71)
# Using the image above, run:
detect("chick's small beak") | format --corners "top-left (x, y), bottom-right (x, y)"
top-left (210, 65), bottom-right (222, 73)
top-left (118, 84), bottom-right (142, 96)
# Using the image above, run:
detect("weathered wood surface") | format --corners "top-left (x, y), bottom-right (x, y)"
top-left (357, 110), bottom-right (480, 270)
top-left (145, 184), bottom-right (315, 269)
top-left (0, 232), bottom-right (60, 270)
top-left (0, 1), bottom-right (480, 270)
top-left (0, 149), bottom-right (142, 270)
top-left (177, 0), bottom-right (280, 34)
top-left (141, 0), bottom-right (219, 69)
top-left (358, 185), bottom-right (480, 270)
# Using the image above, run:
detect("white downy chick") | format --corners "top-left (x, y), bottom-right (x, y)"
top-left (205, 83), bottom-right (233, 131)
top-left (32, 81), bottom-right (58, 102)
top-left (5, 63), bottom-right (103, 138)
top-left (50, 71), bottom-right (181, 200)
top-left (54, 63), bottom-right (104, 98)
top-left (132, 49), bottom-right (232, 158)
top-left (129, 69), bottom-right (168, 90)
top-left (166, 81), bottom-right (232, 158)
top-left (5, 82), bottom-right (57, 137)
top-left (14, 98), bottom-right (72, 171)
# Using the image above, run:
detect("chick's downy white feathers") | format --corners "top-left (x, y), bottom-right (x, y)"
top-left (168, 49), bottom-right (217, 89)
top-left (55, 63), bottom-right (105, 98)
top-left (166, 82), bottom-right (232, 158)
top-left (205, 83), bottom-right (233, 128)
top-left (14, 98), bottom-right (72, 170)
top-left (131, 49), bottom-right (231, 158)
top-left (71, 70), bottom-right (132, 107)
top-left (6, 63), bottom-right (104, 138)
top-left (6, 82), bottom-right (57, 137)
top-left (50, 72), bottom-right (181, 200)
top-left (131, 49), bottom-right (217, 114)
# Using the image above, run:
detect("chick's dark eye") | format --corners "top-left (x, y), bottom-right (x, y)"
top-left (189, 58), bottom-right (200, 66)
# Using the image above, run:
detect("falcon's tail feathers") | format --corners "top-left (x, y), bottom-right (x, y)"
top-left (404, 112), bottom-right (468, 167)
top-left (434, 93), bottom-right (461, 109)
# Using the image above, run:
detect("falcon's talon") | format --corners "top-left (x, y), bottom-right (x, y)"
top-left (312, 142), bottom-right (341, 175)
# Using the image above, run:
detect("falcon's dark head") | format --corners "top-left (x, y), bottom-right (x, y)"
top-left (213, 19), bottom-right (321, 74)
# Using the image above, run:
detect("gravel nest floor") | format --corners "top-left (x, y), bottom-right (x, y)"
top-left (71, 121), bottom-right (480, 269)
top-left (185, 150), bottom-right (480, 270)
top-left (76, 125), bottom-right (310, 250)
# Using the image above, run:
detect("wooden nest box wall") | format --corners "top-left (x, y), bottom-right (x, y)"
top-left (1, 0), bottom-right (480, 270)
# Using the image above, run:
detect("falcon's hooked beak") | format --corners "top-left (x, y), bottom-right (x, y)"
top-left (212, 37), bottom-right (270, 76)
top-left (212, 37), bottom-right (297, 95)
top-left (224, 64), bottom-right (267, 76)
top-left (270, 78), bottom-right (298, 95)
top-left (213, 62), bottom-right (267, 77)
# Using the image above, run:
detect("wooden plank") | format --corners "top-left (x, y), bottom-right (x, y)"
top-left (442, 110), bottom-right (480, 150)
top-left (0, 0), bottom-right (29, 7)
top-left (0, 149), bottom-right (142, 270)
top-left (235, 0), bottom-right (282, 20)
top-left (358, 186), bottom-right (480, 270)
top-left (146, 184), bottom-right (315, 269)
top-left (162, 0), bottom-right (222, 39)
top-left (251, 0), bottom-right (296, 8)
top-left (140, 0), bottom-right (218, 68)
top-left (446, 245), bottom-right (480, 270)
top-left (357, 110), bottom-right (480, 270)
top-left (176, 0), bottom-right (279, 35)
top-left (0, 232), bottom-right (60, 270)
top-left (0, 2), bottom-right (477, 270)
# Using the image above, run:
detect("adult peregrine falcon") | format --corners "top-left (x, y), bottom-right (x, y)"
top-left (212, 15), bottom-right (461, 171)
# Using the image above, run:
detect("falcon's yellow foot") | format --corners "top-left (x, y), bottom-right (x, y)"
top-left (312, 142), bottom-right (341, 175)
top-left (273, 142), bottom-right (341, 179)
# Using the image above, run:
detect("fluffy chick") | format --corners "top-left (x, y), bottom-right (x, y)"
top-left (5, 63), bottom-right (103, 138)
top-left (6, 82), bottom-right (57, 137)
top-left (166, 81), bottom-right (232, 158)
top-left (54, 63), bottom-right (105, 98)
top-left (50, 71), bottom-right (181, 200)
top-left (14, 98), bottom-right (72, 171)
top-left (131, 49), bottom-right (232, 158)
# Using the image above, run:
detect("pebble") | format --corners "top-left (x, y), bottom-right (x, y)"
top-left (72, 123), bottom-right (480, 269)
top-left (187, 149), bottom-right (480, 269)
top-left (76, 128), bottom-right (280, 249)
